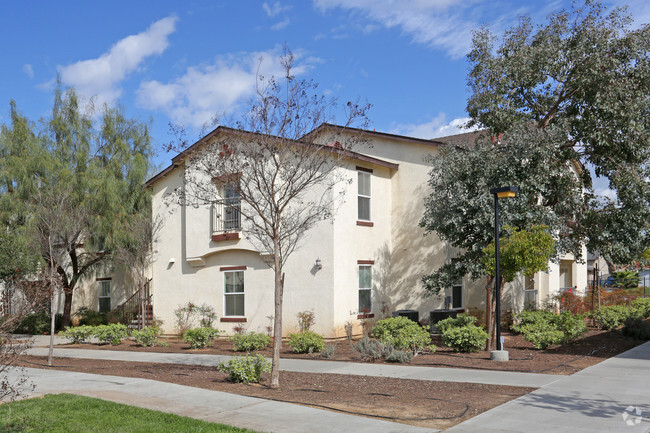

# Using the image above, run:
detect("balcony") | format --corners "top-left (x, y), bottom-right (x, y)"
top-left (211, 198), bottom-right (241, 241)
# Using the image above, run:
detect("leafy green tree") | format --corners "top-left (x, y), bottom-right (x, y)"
top-left (481, 226), bottom-right (555, 349)
top-left (421, 1), bottom-right (649, 297)
top-left (0, 87), bottom-right (153, 327)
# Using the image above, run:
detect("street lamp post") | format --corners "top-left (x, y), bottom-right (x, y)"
top-left (489, 186), bottom-right (518, 361)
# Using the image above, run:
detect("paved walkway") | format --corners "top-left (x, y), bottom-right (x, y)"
top-left (25, 345), bottom-right (560, 388)
top-left (16, 336), bottom-right (650, 432)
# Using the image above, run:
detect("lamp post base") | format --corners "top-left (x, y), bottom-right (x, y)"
top-left (490, 350), bottom-right (509, 362)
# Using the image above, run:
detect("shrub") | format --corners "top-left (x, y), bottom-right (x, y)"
top-left (320, 343), bottom-right (336, 359)
top-left (60, 325), bottom-right (95, 344)
top-left (183, 327), bottom-right (221, 349)
top-left (371, 316), bottom-right (431, 352)
top-left (174, 302), bottom-right (217, 335)
top-left (523, 329), bottom-right (566, 349)
top-left (435, 314), bottom-right (477, 335)
top-left (296, 310), bottom-right (315, 333)
top-left (631, 298), bottom-right (650, 318)
top-left (511, 310), bottom-right (557, 334)
top-left (557, 291), bottom-right (588, 315)
top-left (230, 332), bottom-right (271, 352)
top-left (131, 325), bottom-right (166, 347)
top-left (622, 317), bottom-right (650, 340)
top-left (591, 305), bottom-right (634, 330)
top-left (353, 337), bottom-right (392, 361)
top-left (287, 331), bottom-right (325, 354)
top-left (15, 313), bottom-right (55, 335)
top-left (384, 349), bottom-right (413, 363)
top-left (93, 323), bottom-right (128, 345)
top-left (217, 354), bottom-right (271, 383)
top-left (75, 307), bottom-right (107, 326)
top-left (440, 325), bottom-right (489, 353)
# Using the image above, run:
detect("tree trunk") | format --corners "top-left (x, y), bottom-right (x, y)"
top-left (270, 234), bottom-right (284, 388)
top-left (48, 289), bottom-right (57, 367)
top-left (61, 287), bottom-right (74, 328)
top-left (485, 275), bottom-right (493, 351)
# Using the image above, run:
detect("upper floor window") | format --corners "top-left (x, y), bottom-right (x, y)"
top-left (357, 170), bottom-right (371, 221)
top-left (212, 183), bottom-right (241, 233)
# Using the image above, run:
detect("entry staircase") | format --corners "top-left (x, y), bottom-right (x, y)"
top-left (108, 279), bottom-right (153, 330)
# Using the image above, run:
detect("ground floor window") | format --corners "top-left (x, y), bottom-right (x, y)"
top-left (452, 280), bottom-right (462, 309)
top-left (224, 271), bottom-right (245, 316)
top-left (98, 279), bottom-right (111, 313)
top-left (358, 265), bottom-right (372, 313)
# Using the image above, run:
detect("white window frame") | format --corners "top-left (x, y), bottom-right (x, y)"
top-left (97, 279), bottom-right (111, 313)
top-left (357, 170), bottom-right (371, 221)
top-left (223, 270), bottom-right (245, 317)
top-left (358, 265), bottom-right (372, 313)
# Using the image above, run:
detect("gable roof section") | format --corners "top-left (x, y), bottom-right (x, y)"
top-left (145, 125), bottom-right (399, 187)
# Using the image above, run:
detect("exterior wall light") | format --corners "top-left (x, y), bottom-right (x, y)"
top-left (315, 258), bottom-right (322, 270)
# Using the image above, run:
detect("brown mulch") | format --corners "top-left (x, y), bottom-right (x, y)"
top-left (18, 355), bottom-right (535, 430)
top-left (54, 326), bottom-right (644, 375)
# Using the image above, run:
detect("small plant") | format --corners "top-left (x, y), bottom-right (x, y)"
top-left (385, 349), bottom-right (413, 363)
top-left (591, 305), bottom-right (635, 330)
top-left (232, 324), bottom-right (246, 335)
top-left (93, 323), bottom-right (128, 345)
top-left (622, 317), bottom-right (650, 340)
top-left (353, 336), bottom-right (392, 361)
top-left (230, 332), bottom-right (271, 352)
top-left (183, 327), bottom-right (221, 349)
top-left (173, 302), bottom-right (218, 334)
top-left (344, 321), bottom-right (354, 342)
top-left (440, 324), bottom-right (489, 353)
top-left (296, 310), bottom-right (315, 333)
top-left (60, 325), bottom-right (94, 344)
top-left (287, 331), bottom-right (325, 354)
top-left (371, 316), bottom-right (431, 352)
top-left (75, 307), bottom-right (107, 326)
top-left (265, 315), bottom-right (274, 337)
top-left (131, 325), bottom-right (166, 347)
top-left (217, 353), bottom-right (271, 383)
top-left (320, 343), bottom-right (337, 359)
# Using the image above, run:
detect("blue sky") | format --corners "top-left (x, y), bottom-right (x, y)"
top-left (1, 0), bottom-right (648, 182)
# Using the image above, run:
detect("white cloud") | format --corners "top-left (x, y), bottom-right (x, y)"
top-left (263, 2), bottom-right (291, 17)
top-left (23, 64), bottom-right (34, 79)
top-left (137, 48), bottom-right (313, 128)
top-left (57, 16), bottom-right (177, 110)
top-left (392, 113), bottom-right (477, 139)
top-left (271, 18), bottom-right (291, 30)
top-left (314, 0), bottom-right (481, 58)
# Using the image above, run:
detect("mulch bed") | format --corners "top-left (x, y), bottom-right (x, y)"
top-left (18, 355), bottom-right (535, 430)
top-left (53, 326), bottom-right (644, 375)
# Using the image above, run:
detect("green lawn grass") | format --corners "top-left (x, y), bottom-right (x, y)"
top-left (0, 394), bottom-right (261, 433)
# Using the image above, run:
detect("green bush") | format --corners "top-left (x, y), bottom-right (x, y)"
top-left (75, 307), bottom-right (107, 326)
top-left (371, 316), bottom-right (431, 352)
top-left (60, 325), bottom-right (95, 344)
top-left (441, 324), bottom-right (489, 353)
top-left (631, 298), bottom-right (650, 318)
top-left (591, 305), bottom-right (635, 330)
top-left (384, 349), bottom-right (413, 363)
top-left (15, 313), bottom-right (63, 335)
top-left (131, 326), bottom-right (166, 347)
top-left (435, 314), bottom-right (477, 335)
top-left (511, 310), bottom-right (557, 334)
top-left (287, 331), bottom-right (325, 354)
top-left (522, 328), bottom-right (566, 349)
top-left (354, 337), bottom-right (391, 361)
top-left (217, 354), bottom-right (271, 383)
top-left (555, 312), bottom-right (588, 343)
top-left (622, 317), bottom-right (650, 340)
top-left (183, 327), bottom-right (221, 349)
top-left (230, 332), bottom-right (271, 352)
top-left (93, 323), bottom-right (128, 345)
top-left (512, 310), bottom-right (587, 349)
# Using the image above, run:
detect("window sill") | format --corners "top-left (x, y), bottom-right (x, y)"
top-left (211, 232), bottom-right (240, 242)
top-left (220, 317), bottom-right (247, 323)
top-left (357, 313), bottom-right (374, 319)
top-left (356, 221), bottom-right (374, 227)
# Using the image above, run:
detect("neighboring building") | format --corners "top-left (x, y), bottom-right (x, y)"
top-left (141, 124), bottom-right (587, 337)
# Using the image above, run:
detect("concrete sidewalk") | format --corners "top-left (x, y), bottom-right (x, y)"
top-left (7, 366), bottom-right (438, 433)
top-left (25, 346), bottom-right (560, 388)
top-left (446, 341), bottom-right (650, 433)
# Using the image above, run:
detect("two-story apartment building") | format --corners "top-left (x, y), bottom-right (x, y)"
top-left (140, 123), bottom-right (586, 337)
